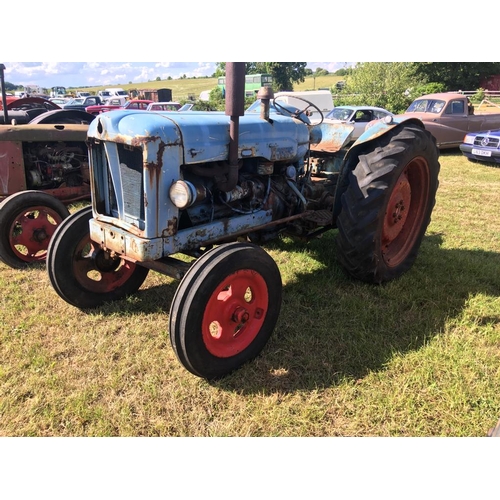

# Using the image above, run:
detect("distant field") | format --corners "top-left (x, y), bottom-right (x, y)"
top-left (75, 75), bottom-right (343, 101)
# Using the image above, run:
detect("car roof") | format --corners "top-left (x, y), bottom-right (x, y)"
top-left (335, 105), bottom-right (390, 112)
top-left (151, 102), bottom-right (181, 105)
top-left (415, 93), bottom-right (465, 100)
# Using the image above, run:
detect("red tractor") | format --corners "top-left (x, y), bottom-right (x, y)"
top-left (0, 63), bottom-right (93, 269)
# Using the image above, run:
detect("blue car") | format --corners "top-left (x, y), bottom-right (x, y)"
top-left (460, 129), bottom-right (500, 164)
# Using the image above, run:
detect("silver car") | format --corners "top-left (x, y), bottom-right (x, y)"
top-left (324, 105), bottom-right (394, 141)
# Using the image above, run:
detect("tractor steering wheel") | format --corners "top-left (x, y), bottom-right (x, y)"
top-left (272, 95), bottom-right (324, 125)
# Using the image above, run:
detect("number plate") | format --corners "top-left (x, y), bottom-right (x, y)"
top-left (472, 148), bottom-right (492, 157)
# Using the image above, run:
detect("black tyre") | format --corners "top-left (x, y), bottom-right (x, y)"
top-left (169, 242), bottom-right (282, 379)
top-left (0, 191), bottom-right (70, 269)
top-left (46, 206), bottom-right (149, 309)
top-left (336, 124), bottom-right (440, 283)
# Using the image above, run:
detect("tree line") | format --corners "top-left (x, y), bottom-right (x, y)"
top-left (215, 62), bottom-right (500, 114)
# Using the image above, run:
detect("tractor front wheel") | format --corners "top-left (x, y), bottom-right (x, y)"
top-left (46, 206), bottom-right (149, 309)
top-left (169, 242), bottom-right (282, 379)
top-left (336, 124), bottom-right (440, 283)
top-left (0, 191), bottom-right (70, 269)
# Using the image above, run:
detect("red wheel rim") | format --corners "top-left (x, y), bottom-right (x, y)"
top-left (8, 206), bottom-right (65, 263)
top-left (202, 269), bottom-right (269, 358)
top-left (382, 156), bottom-right (430, 267)
top-left (72, 235), bottom-right (140, 293)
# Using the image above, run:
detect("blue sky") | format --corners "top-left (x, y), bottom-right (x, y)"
top-left (1, 62), bottom-right (353, 88)
top-left (3, 4), bottom-right (491, 90)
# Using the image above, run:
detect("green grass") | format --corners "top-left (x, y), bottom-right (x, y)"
top-left (75, 75), bottom-right (344, 102)
top-left (1, 151), bottom-right (500, 436)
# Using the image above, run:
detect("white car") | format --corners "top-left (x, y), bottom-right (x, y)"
top-left (146, 102), bottom-right (181, 111)
top-left (324, 106), bottom-right (394, 141)
top-left (49, 97), bottom-right (70, 106)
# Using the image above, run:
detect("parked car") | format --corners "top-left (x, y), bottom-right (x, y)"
top-left (63, 98), bottom-right (85, 109)
top-left (178, 103), bottom-right (195, 112)
top-left (86, 99), bottom-right (153, 116)
top-left (85, 97), bottom-right (127, 114)
top-left (0, 97), bottom-right (62, 124)
top-left (49, 97), bottom-right (70, 106)
top-left (97, 90), bottom-right (113, 102)
top-left (146, 102), bottom-right (181, 111)
top-left (460, 129), bottom-right (500, 164)
top-left (399, 93), bottom-right (500, 149)
top-left (105, 88), bottom-right (128, 98)
top-left (121, 100), bottom-right (153, 110)
top-left (323, 105), bottom-right (394, 142)
top-left (64, 96), bottom-right (106, 112)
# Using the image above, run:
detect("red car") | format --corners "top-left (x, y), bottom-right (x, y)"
top-left (85, 99), bottom-right (154, 116)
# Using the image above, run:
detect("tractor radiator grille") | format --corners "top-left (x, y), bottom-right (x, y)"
top-left (116, 144), bottom-right (144, 220)
top-left (91, 142), bottom-right (145, 226)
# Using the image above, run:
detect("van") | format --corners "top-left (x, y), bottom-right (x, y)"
top-left (105, 88), bottom-right (128, 98)
top-left (97, 90), bottom-right (113, 102)
top-left (274, 90), bottom-right (334, 121)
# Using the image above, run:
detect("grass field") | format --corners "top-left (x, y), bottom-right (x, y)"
top-left (1, 150), bottom-right (500, 437)
top-left (76, 74), bottom-right (344, 101)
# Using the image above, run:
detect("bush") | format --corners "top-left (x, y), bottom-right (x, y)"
top-left (470, 88), bottom-right (486, 103)
top-left (409, 82), bottom-right (447, 99)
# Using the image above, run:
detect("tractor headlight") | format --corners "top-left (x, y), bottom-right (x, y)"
top-left (169, 180), bottom-right (197, 209)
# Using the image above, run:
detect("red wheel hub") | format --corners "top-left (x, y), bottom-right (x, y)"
top-left (202, 269), bottom-right (268, 358)
top-left (72, 236), bottom-right (140, 293)
top-left (8, 206), bottom-right (64, 263)
top-left (381, 157), bottom-right (430, 267)
top-left (383, 170), bottom-right (411, 243)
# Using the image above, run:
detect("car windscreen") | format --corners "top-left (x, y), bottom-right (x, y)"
top-left (406, 99), bottom-right (445, 114)
top-left (325, 108), bottom-right (354, 121)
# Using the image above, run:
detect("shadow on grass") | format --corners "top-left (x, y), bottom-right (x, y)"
top-left (83, 231), bottom-right (500, 394)
top-left (216, 232), bottom-right (500, 393)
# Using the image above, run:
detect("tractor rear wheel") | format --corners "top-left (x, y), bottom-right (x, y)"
top-left (169, 242), bottom-right (282, 379)
top-left (46, 206), bottom-right (149, 309)
top-left (336, 124), bottom-right (440, 283)
top-left (0, 191), bottom-right (70, 269)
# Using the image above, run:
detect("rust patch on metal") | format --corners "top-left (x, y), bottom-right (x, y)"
top-left (106, 133), bottom-right (181, 148)
top-left (309, 123), bottom-right (355, 153)
top-left (163, 217), bottom-right (178, 237)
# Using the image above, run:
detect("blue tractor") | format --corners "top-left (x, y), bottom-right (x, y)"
top-left (46, 63), bottom-right (440, 379)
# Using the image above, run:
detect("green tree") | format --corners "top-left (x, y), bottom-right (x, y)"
top-left (156, 76), bottom-right (161, 81)
top-left (338, 62), bottom-right (420, 113)
top-left (3, 81), bottom-right (16, 91)
top-left (411, 62), bottom-right (500, 91)
top-left (248, 62), bottom-right (307, 91)
top-left (215, 62), bottom-right (307, 91)
top-left (314, 67), bottom-right (329, 76)
top-left (205, 86), bottom-right (254, 111)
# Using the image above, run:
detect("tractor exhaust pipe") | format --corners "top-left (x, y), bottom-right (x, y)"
top-left (219, 62), bottom-right (246, 193)
top-left (0, 64), bottom-right (9, 124)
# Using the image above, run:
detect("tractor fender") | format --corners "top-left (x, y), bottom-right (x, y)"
top-left (332, 117), bottom-right (426, 217)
